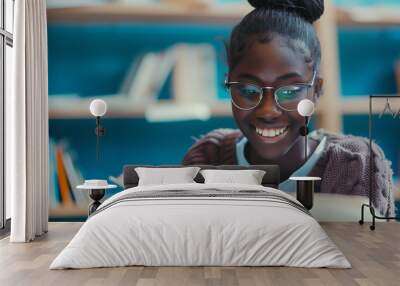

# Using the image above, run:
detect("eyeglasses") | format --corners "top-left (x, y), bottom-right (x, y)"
top-left (225, 71), bottom-right (317, 111)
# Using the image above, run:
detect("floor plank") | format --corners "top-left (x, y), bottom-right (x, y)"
top-left (0, 222), bottom-right (399, 286)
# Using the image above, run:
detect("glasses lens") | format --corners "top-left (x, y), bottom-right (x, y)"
top-left (229, 83), bottom-right (262, 109)
top-left (275, 85), bottom-right (310, 111)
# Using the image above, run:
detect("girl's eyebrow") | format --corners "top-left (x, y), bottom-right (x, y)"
top-left (237, 72), bottom-right (304, 84)
top-left (276, 72), bottom-right (303, 81)
top-left (237, 73), bottom-right (262, 82)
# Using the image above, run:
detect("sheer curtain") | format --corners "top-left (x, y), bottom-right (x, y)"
top-left (7, 0), bottom-right (48, 242)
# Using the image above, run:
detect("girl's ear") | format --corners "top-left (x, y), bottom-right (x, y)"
top-left (313, 77), bottom-right (324, 103)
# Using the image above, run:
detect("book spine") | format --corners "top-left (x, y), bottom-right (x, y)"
top-left (127, 52), bottom-right (163, 105)
top-left (49, 139), bottom-right (60, 209)
top-left (63, 149), bottom-right (88, 208)
top-left (55, 145), bottom-right (73, 206)
top-left (395, 60), bottom-right (400, 94)
top-left (173, 44), bottom-right (217, 103)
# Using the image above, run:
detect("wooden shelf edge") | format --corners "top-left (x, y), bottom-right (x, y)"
top-left (49, 206), bottom-right (87, 217)
top-left (340, 95), bottom-right (400, 114)
top-left (49, 95), bottom-right (400, 118)
top-left (47, 3), bottom-right (251, 24)
top-left (49, 98), bottom-right (232, 119)
top-left (337, 7), bottom-right (400, 27)
top-left (47, 4), bottom-right (400, 27)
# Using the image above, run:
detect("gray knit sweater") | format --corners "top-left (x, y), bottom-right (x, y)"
top-left (182, 128), bottom-right (395, 217)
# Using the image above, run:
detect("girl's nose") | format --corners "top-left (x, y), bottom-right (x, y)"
top-left (254, 89), bottom-right (283, 121)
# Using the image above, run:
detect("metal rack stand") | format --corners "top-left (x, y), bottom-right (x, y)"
top-left (359, 95), bottom-right (399, 230)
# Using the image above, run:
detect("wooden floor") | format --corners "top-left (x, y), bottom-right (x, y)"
top-left (0, 222), bottom-right (399, 286)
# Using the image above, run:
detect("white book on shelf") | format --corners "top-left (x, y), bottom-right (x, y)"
top-left (62, 147), bottom-right (89, 209)
top-left (395, 60), bottom-right (400, 93)
top-left (119, 54), bottom-right (145, 97)
top-left (195, 44), bottom-right (218, 103)
top-left (125, 48), bottom-right (176, 106)
top-left (172, 43), bottom-right (218, 105)
top-left (108, 174), bottom-right (124, 188)
top-left (152, 47), bottom-right (178, 98)
top-left (145, 101), bottom-right (211, 122)
top-left (49, 139), bottom-right (59, 209)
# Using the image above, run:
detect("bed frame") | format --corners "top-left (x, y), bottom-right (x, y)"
top-left (123, 165), bottom-right (280, 189)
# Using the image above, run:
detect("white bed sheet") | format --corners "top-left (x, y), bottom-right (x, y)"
top-left (50, 183), bottom-right (351, 269)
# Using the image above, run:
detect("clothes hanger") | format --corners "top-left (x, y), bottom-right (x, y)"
top-left (378, 97), bottom-right (395, 118)
top-left (394, 107), bottom-right (400, 119)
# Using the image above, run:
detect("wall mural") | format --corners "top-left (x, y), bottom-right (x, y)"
top-left (46, 0), bottom-right (400, 222)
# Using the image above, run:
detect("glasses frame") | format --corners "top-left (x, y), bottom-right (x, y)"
top-left (225, 71), bottom-right (317, 111)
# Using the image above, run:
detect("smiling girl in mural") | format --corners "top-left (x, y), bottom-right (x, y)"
top-left (182, 0), bottom-right (395, 217)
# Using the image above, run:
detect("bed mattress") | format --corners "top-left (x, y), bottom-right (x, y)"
top-left (50, 183), bottom-right (351, 269)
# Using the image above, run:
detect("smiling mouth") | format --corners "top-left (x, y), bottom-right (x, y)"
top-left (253, 125), bottom-right (289, 139)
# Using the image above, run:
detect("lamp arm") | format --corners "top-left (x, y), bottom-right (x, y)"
top-left (304, 116), bottom-right (309, 160)
top-left (94, 116), bottom-right (106, 161)
top-left (96, 116), bottom-right (100, 131)
top-left (96, 116), bottom-right (100, 161)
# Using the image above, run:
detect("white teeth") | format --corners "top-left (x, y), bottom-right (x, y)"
top-left (255, 127), bottom-right (287, 138)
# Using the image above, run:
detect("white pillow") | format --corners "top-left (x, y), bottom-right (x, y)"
top-left (200, 169), bottom-right (266, 185)
top-left (135, 167), bottom-right (201, 186)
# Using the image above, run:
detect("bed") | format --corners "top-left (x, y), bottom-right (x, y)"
top-left (50, 165), bottom-right (351, 269)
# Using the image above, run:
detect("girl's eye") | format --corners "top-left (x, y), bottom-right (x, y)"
top-left (238, 84), bottom-right (261, 97)
top-left (229, 83), bottom-right (262, 109)
top-left (276, 85), bottom-right (305, 100)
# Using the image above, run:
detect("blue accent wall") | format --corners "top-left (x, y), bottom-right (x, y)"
top-left (339, 27), bottom-right (400, 96)
top-left (343, 115), bottom-right (400, 177)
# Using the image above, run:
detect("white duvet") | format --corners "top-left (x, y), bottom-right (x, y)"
top-left (50, 183), bottom-right (351, 269)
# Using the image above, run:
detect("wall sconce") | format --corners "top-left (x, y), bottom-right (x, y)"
top-left (89, 99), bottom-right (107, 160)
top-left (297, 99), bottom-right (315, 160)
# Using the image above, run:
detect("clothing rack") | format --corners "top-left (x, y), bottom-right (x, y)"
top-left (359, 95), bottom-right (399, 230)
top-left (378, 97), bottom-right (400, 118)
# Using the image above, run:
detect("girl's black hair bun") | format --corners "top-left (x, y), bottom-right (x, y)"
top-left (248, 0), bottom-right (324, 23)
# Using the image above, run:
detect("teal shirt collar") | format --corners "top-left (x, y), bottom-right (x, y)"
top-left (235, 132), bottom-right (327, 192)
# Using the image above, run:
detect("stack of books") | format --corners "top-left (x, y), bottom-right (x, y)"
top-left (49, 139), bottom-right (89, 213)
